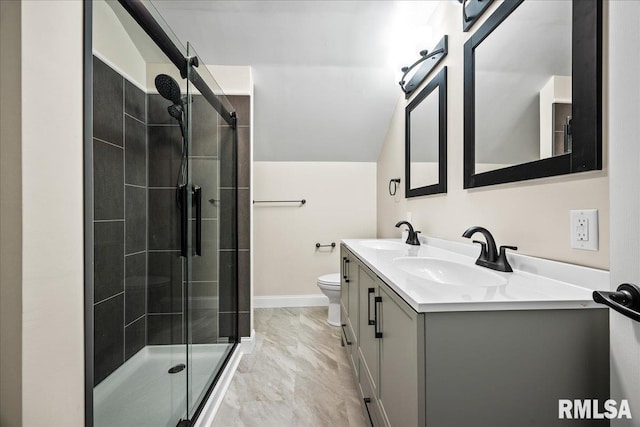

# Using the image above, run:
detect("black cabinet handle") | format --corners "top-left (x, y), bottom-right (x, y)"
top-left (363, 397), bottom-right (375, 427)
top-left (342, 257), bottom-right (347, 279)
top-left (368, 288), bottom-right (375, 325)
top-left (593, 283), bottom-right (640, 322)
top-left (179, 184), bottom-right (188, 258)
top-left (193, 185), bottom-right (202, 256)
top-left (341, 324), bottom-right (352, 346)
top-left (374, 296), bottom-right (383, 339)
top-left (345, 259), bottom-right (350, 283)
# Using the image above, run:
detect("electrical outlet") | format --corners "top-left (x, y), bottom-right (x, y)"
top-left (570, 209), bottom-right (598, 251)
top-left (576, 218), bottom-right (588, 241)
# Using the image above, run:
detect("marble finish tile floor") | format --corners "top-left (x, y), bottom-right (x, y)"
top-left (212, 307), bottom-right (367, 427)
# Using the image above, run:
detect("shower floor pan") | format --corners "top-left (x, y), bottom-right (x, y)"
top-left (94, 344), bottom-right (231, 427)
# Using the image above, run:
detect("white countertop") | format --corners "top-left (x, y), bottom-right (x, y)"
top-left (342, 237), bottom-right (609, 313)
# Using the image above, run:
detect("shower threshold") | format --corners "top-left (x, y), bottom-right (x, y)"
top-left (94, 344), bottom-right (231, 427)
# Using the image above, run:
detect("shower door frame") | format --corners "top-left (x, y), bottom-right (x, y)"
top-left (82, 1), bottom-right (240, 425)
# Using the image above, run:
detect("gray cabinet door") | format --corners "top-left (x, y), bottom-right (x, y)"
top-left (378, 281), bottom-right (421, 427)
top-left (358, 266), bottom-right (379, 394)
top-left (347, 254), bottom-right (359, 341)
top-left (341, 246), bottom-right (359, 345)
top-left (340, 245), bottom-right (349, 316)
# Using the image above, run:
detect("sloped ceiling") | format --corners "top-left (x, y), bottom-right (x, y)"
top-left (151, 1), bottom-right (440, 162)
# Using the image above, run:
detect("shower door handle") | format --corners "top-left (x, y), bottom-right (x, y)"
top-left (193, 185), bottom-right (202, 256)
top-left (179, 184), bottom-right (188, 258)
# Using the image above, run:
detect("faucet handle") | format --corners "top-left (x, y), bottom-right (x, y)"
top-left (499, 245), bottom-right (518, 254)
top-left (472, 240), bottom-right (488, 260)
top-left (497, 245), bottom-right (518, 272)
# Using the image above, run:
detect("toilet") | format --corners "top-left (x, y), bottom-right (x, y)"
top-left (317, 273), bottom-right (341, 326)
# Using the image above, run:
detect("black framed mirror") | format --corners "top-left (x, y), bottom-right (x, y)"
top-left (463, 0), bottom-right (602, 189)
top-left (406, 66), bottom-right (447, 198)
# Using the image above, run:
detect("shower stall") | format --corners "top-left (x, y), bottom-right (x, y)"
top-left (85, 1), bottom-right (240, 425)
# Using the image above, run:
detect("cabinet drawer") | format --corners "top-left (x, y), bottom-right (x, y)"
top-left (340, 306), bottom-right (355, 349)
top-left (341, 305), bottom-right (358, 378)
top-left (359, 354), bottom-right (383, 427)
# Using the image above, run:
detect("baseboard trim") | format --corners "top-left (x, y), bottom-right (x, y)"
top-left (240, 329), bottom-right (256, 354)
top-left (194, 329), bottom-right (256, 427)
top-left (253, 294), bottom-right (329, 308)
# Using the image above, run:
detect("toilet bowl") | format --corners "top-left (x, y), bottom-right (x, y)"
top-left (317, 273), bottom-right (341, 326)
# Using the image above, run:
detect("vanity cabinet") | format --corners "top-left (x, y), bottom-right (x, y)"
top-left (344, 246), bottom-right (423, 427)
top-left (340, 244), bottom-right (609, 427)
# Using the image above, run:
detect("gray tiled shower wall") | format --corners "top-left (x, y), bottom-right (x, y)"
top-left (92, 56), bottom-right (251, 386)
top-left (93, 56), bottom-right (148, 385)
top-left (219, 96), bottom-right (251, 337)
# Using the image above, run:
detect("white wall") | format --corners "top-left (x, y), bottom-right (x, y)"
top-left (20, 1), bottom-right (85, 425)
top-left (608, 1), bottom-right (640, 425)
top-left (93, 0), bottom-right (147, 88)
top-left (207, 65), bottom-right (253, 96)
top-left (253, 162), bottom-right (376, 298)
top-left (377, 1), bottom-right (609, 270)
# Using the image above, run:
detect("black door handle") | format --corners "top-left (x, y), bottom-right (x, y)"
top-left (374, 296), bottom-right (383, 338)
top-left (368, 288), bottom-right (375, 325)
top-left (593, 283), bottom-right (640, 322)
top-left (179, 184), bottom-right (188, 258)
top-left (193, 185), bottom-right (202, 256)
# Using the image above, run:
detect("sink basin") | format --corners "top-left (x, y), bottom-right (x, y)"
top-left (393, 257), bottom-right (508, 287)
top-left (359, 240), bottom-right (406, 251)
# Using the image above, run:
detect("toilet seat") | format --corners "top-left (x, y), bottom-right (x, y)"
top-left (317, 273), bottom-right (340, 287)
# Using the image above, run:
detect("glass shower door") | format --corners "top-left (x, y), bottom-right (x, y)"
top-left (91, 1), bottom-right (189, 426)
top-left (185, 43), bottom-right (238, 419)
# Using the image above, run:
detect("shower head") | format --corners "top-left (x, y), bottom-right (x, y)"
top-left (168, 104), bottom-right (185, 139)
top-left (154, 74), bottom-right (183, 105)
top-left (167, 104), bottom-right (183, 122)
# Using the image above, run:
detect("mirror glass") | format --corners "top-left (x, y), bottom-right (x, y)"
top-left (410, 87), bottom-right (440, 187)
top-left (406, 67), bottom-right (446, 198)
top-left (464, 0), bottom-right (601, 189)
top-left (475, 0), bottom-right (572, 174)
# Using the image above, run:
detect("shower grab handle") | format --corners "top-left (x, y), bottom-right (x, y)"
top-left (179, 185), bottom-right (188, 258)
top-left (193, 185), bottom-right (202, 256)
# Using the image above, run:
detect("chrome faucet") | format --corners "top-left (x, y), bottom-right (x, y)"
top-left (461, 226), bottom-right (517, 272)
top-left (395, 221), bottom-right (421, 246)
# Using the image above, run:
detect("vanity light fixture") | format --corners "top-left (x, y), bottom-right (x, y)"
top-left (458, 0), bottom-right (495, 32)
top-left (398, 35), bottom-right (448, 98)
